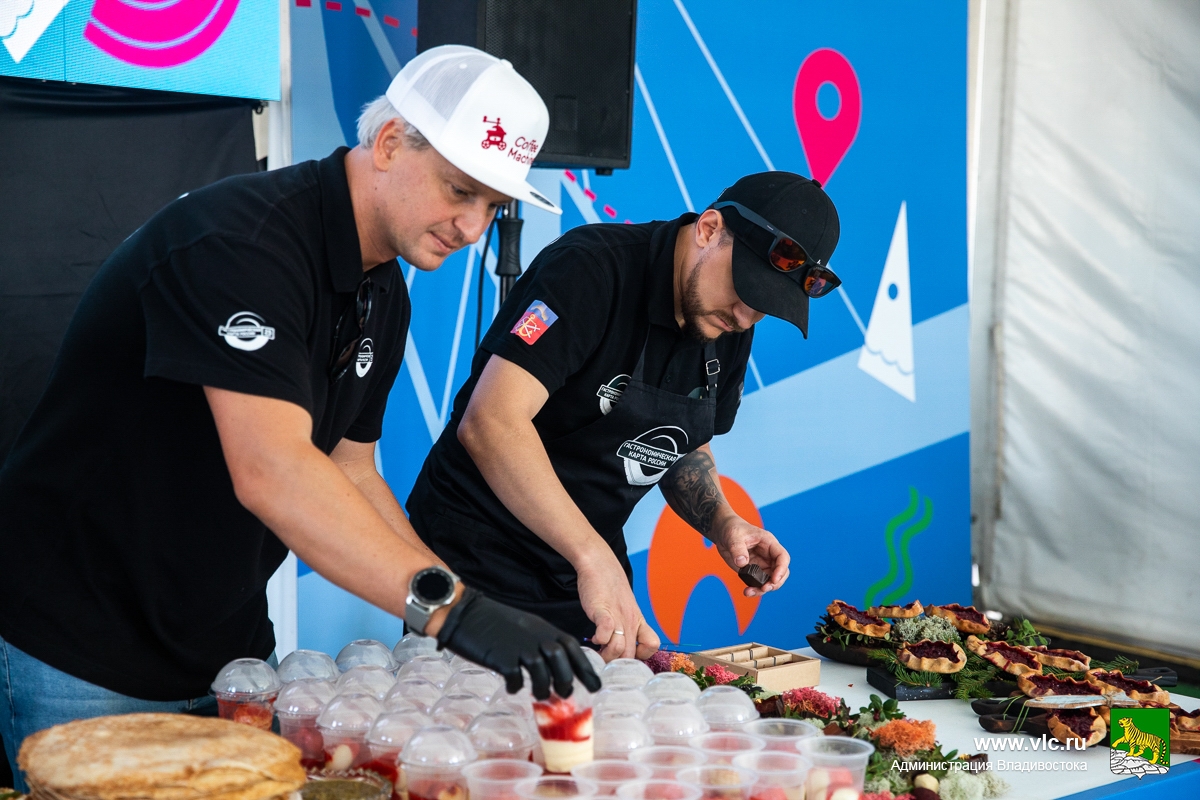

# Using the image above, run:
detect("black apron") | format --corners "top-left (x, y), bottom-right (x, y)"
top-left (413, 336), bottom-right (721, 638)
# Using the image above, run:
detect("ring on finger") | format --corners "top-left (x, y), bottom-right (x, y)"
top-left (613, 630), bottom-right (624, 636)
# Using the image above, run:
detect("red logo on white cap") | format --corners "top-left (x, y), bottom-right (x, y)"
top-left (481, 117), bottom-right (507, 151)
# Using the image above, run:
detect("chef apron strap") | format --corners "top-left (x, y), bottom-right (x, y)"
top-left (703, 341), bottom-right (719, 397)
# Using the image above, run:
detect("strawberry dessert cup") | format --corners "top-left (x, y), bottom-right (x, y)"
top-left (796, 737), bottom-right (873, 800)
top-left (615, 780), bottom-right (703, 800)
top-left (464, 759), bottom-right (545, 800)
top-left (570, 759), bottom-right (654, 796)
top-left (533, 692), bottom-right (595, 773)
top-left (362, 710), bottom-right (434, 791)
top-left (730, 752), bottom-right (810, 800)
top-left (674, 766), bottom-right (757, 800)
top-left (593, 712), bottom-right (653, 761)
top-left (687, 733), bottom-right (766, 766)
top-left (275, 679), bottom-right (338, 769)
top-left (468, 709), bottom-right (538, 761)
top-left (318, 691), bottom-right (385, 771)
top-left (211, 657), bottom-right (281, 732)
top-left (514, 776), bottom-right (600, 800)
top-left (742, 720), bottom-right (820, 754)
top-left (628, 746), bottom-right (708, 780)
top-left (400, 724), bottom-right (478, 800)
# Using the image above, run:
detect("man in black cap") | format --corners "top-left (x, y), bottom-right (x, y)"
top-left (406, 172), bottom-right (842, 659)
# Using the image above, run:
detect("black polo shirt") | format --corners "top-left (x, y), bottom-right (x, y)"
top-left (0, 147), bottom-right (409, 701)
top-left (408, 214), bottom-right (752, 537)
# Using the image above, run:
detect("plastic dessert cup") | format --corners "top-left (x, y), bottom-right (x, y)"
top-left (468, 710), bottom-right (538, 760)
top-left (387, 677), bottom-right (443, 714)
top-left (643, 673), bottom-right (701, 703)
top-left (278, 649), bottom-right (341, 684)
top-left (445, 668), bottom-right (505, 702)
top-left (514, 776), bottom-right (600, 800)
top-left (643, 699), bottom-right (709, 746)
top-left (275, 679), bottom-right (338, 769)
top-left (600, 658), bottom-right (654, 688)
top-left (797, 737), bottom-right (874, 800)
top-left (532, 691), bottom-right (595, 774)
top-left (318, 691), bottom-right (386, 771)
top-left (594, 712), bottom-right (653, 760)
top-left (743, 720), bottom-right (820, 753)
top-left (464, 759), bottom-right (545, 800)
top-left (338, 639), bottom-right (400, 673)
top-left (731, 752), bottom-right (810, 800)
top-left (393, 633), bottom-right (439, 666)
top-left (629, 746), bottom-right (708, 780)
top-left (401, 725), bottom-right (478, 800)
top-left (338, 665), bottom-right (398, 700)
top-left (583, 649), bottom-right (607, 678)
top-left (595, 686), bottom-right (652, 717)
top-left (211, 657), bottom-right (281, 730)
top-left (687, 733), bottom-right (767, 766)
top-left (616, 781), bottom-right (703, 800)
top-left (433, 691), bottom-right (491, 730)
top-left (674, 766), bottom-right (757, 800)
top-left (695, 687), bottom-right (760, 732)
top-left (400, 655), bottom-right (455, 689)
top-left (571, 759), bottom-right (654, 796)
top-left (363, 710), bottom-right (435, 788)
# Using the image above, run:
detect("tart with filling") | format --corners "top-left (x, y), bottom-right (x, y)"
top-left (1029, 645), bottom-right (1090, 672)
top-left (926, 603), bottom-right (990, 635)
top-left (1047, 708), bottom-right (1107, 748)
top-left (868, 600), bottom-right (924, 619)
top-left (826, 600), bottom-right (891, 638)
top-left (1017, 673), bottom-right (1097, 698)
top-left (1172, 706), bottom-right (1200, 732)
top-left (1085, 670), bottom-right (1171, 705)
top-left (897, 639), bottom-right (967, 674)
top-left (966, 636), bottom-right (1043, 677)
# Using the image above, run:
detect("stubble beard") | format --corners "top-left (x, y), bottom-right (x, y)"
top-left (681, 250), bottom-right (738, 343)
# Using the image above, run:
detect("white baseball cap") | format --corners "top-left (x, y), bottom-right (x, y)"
top-left (387, 45), bottom-right (561, 215)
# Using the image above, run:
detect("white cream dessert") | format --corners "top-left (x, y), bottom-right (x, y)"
top-left (533, 696), bottom-right (595, 773)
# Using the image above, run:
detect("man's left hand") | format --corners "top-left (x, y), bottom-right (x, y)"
top-left (711, 514), bottom-right (790, 597)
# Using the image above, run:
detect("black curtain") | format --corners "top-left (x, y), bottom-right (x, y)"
top-left (0, 76), bottom-right (259, 786)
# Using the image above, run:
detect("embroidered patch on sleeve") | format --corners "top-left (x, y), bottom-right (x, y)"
top-left (511, 300), bottom-right (559, 344)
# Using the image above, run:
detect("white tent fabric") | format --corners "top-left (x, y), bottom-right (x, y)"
top-left (972, 0), bottom-right (1200, 660)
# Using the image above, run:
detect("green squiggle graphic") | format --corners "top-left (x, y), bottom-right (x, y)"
top-left (880, 497), bottom-right (934, 605)
top-left (862, 488), bottom-right (919, 609)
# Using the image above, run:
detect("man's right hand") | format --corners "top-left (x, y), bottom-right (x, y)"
top-left (436, 587), bottom-right (602, 699)
top-left (577, 553), bottom-right (661, 662)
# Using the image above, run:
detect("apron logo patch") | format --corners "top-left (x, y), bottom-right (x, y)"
top-left (355, 337), bottom-right (374, 377)
top-left (618, 426), bottom-right (689, 486)
top-left (597, 373), bottom-right (631, 415)
top-left (512, 300), bottom-right (558, 345)
top-left (218, 311), bottom-right (275, 351)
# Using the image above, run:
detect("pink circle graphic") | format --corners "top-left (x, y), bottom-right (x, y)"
top-left (84, 0), bottom-right (240, 68)
top-left (793, 49), bottom-right (862, 186)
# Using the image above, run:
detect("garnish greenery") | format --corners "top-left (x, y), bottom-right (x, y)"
top-left (869, 648), bottom-right (945, 688)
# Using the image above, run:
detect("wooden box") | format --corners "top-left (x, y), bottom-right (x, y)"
top-left (690, 643), bottom-right (821, 693)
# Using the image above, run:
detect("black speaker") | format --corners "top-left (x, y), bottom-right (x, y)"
top-left (418, 0), bottom-right (637, 172)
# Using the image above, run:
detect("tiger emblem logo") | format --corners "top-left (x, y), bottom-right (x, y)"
top-left (1111, 717), bottom-right (1167, 765)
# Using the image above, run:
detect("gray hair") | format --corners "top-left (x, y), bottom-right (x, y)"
top-left (356, 95), bottom-right (431, 150)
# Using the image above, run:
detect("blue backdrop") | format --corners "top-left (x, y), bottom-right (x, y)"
top-left (290, 0), bottom-right (970, 655)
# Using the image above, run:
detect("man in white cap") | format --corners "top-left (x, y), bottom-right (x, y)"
top-left (0, 46), bottom-right (598, 788)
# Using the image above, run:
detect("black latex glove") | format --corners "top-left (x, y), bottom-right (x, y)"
top-left (437, 587), bottom-right (602, 699)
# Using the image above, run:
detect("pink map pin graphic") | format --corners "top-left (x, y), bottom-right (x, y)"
top-left (793, 48), bottom-right (862, 186)
top-left (85, 0), bottom-right (239, 68)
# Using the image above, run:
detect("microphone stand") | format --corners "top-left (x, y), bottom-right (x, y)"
top-left (495, 200), bottom-right (523, 304)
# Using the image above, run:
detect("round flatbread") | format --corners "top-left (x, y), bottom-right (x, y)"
top-left (19, 713), bottom-right (305, 800)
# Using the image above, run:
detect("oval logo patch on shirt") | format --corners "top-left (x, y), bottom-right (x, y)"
top-left (217, 311), bottom-right (275, 351)
top-left (511, 300), bottom-right (558, 345)
top-left (356, 337), bottom-right (374, 377)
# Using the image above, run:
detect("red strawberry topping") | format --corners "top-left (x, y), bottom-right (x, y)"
top-left (533, 696), bottom-right (593, 742)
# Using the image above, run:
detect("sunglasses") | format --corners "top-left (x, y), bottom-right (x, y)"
top-left (713, 201), bottom-right (842, 298)
top-left (329, 277), bottom-right (374, 382)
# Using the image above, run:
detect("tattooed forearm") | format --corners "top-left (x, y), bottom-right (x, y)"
top-left (662, 450), bottom-right (725, 536)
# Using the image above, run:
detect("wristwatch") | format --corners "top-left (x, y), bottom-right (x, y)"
top-left (405, 565), bottom-right (461, 635)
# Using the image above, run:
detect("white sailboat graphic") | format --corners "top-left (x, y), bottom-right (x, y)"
top-left (857, 202), bottom-right (915, 402)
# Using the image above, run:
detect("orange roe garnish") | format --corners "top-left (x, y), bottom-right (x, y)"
top-left (871, 718), bottom-right (937, 757)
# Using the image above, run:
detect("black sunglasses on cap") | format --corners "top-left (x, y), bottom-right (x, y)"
top-left (329, 277), bottom-right (374, 382)
top-left (713, 201), bottom-right (842, 298)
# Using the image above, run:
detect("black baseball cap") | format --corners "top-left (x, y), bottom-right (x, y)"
top-left (713, 172), bottom-right (840, 338)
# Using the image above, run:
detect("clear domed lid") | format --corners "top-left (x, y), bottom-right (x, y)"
top-left (277, 649), bottom-right (340, 684)
top-left (643, 699), bottom-right (709, 743)
top-left (210, 657), bottom-right (281, 698)
top-left (336, 665), bottom-right (397, 700)
top-left (316, 691), bottom-right (384, 733)
top-left (491, 693), bottom-right (534, 721)
top-left (274, 679), bottom-right (337, 718)
top-left (595, 685), bottom-right (651, 716)
top-left (583, 648), bottom-right (606, 678)
top-left (386, 677), bottom-right (443, 714)
top-left (367, 709), bottom-right (433, 748)
top-left (400, 724), bottom-right (479, 767)
top-left (432, 692), bottom-right (490, 729)
top-left (399, 654), bottom-right (454, 688)
top-left (467, 709), bottom-right (537, 754)
top-left (444, 668), bottom-right (504, 701)
top-left (384, 695), bottom-right (424, 714)
top-left (447, 653), bottom-right (482, 670)
top-left (644, 673), bottom-right (701, 702)
top-left (393, 633), bottom-right (439, 665)
top-left (594, 711), bottom-right (653, 757)
top-left (336, 639), bottom-right (398, 673)
top-left (601, 658), bottom-right (654, 688)
top-left (695, 686), bottom-right (759, 729)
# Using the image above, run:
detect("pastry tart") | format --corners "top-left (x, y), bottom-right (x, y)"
top-left (1029, 645), bottom-right (1090, 672)
top-left (1086, 670), bottom-right (1171, 705)
top-left (965, 636), bottom-right (1043, 677)
top-left (1047, 708), bottom-right (1107, 748)
top-left (1018, 672), bottom-right (1097, 697)
top-left (926, 603), bottom-right (990, 634)
top-left (1172, 706), bottom-right (1200, 732)
top-left (827, 600), bottom-right (891, 638)
top-left (868, 599), bottom-right (924, 619)
top-left (896, 639), bottom-right (967, 674)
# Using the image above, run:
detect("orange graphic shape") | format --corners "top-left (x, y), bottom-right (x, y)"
top-left (647, 475), bottom-right (763, 644)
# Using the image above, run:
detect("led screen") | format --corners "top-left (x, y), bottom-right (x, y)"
top-left (1, 0), bottom-right (278, 99)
